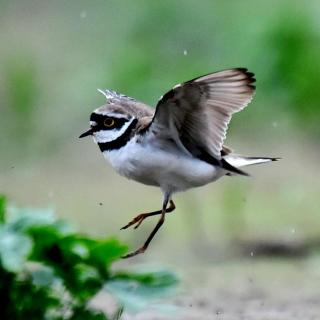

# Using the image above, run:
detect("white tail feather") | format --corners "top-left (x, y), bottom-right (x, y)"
top-left (224, 154), bottom-right (278, 168)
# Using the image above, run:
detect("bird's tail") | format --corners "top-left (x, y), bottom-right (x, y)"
top-left (223, 154), bottom-right (280, 169)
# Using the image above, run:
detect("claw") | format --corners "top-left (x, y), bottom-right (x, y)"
top-left (122, 247), bottom-right (146, 259)
top-left (134, 218), bottom-right (145, 229)
top-left (120, 214), bottom-right (146, 230)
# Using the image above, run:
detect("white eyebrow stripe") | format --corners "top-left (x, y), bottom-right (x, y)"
top-left (90, 121), bottom-right (97, 126)
top-left (93, 110), bottom-right (129, 119)
top-left (105, 112), bottom-right (129, 119)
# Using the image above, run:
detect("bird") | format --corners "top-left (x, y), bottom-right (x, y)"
top-left (79, 68), bottom-right (278, 258)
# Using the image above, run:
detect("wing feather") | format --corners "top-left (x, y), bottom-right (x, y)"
top-left (149, 68), bottom-right (255, 159)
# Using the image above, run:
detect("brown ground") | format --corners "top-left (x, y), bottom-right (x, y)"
top-left (94, 256), bottom-right (320, 320)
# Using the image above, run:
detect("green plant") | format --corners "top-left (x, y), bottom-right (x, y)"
top-left (0, 195), bottom-right (178, 319)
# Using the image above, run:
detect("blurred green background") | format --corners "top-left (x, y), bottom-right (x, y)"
top-left (1, 0), bottom-right (320, 263)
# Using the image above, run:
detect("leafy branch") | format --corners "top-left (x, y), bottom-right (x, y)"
top-left (0, 195), bottom-right (178, 319)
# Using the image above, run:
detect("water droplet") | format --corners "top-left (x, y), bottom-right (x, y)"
top-left (183, 50), bottom-right (188, 56)
top-left (291, 228), bottom-right (296, 234)
top-left (80, 11), bottom-right (87, 18)
top-left (272, 121), bottom-right (278, 127)
top-left (250, 251), bottom-right (254, 257)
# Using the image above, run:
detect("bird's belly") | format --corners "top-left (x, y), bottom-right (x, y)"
top-left (103, 141), bottom-right (223, 192)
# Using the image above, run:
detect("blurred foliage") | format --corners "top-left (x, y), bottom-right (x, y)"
top-left (0, 195), bottom-right (178, 319)
top-left (4, 55), bottom-right (39, 118)
top-left (265, 12), bottom-right (320, 133)
top-left (1, 1), bottom-right (320, 163)
top-left (107, 269), bottom-right (178, 314)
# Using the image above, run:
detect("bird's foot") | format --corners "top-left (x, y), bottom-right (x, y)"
top-left (122, 246), bottom-right (146, 259)
top-left (120, 213), bottom-right (147, 230)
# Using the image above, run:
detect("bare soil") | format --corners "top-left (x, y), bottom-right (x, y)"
top-left (97, 256), bottom-right (320, 320)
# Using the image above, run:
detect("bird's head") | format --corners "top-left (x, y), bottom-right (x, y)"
top-left (79, 89), bottom-right (137, 145)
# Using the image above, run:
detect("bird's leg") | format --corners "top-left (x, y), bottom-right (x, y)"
top-left (122, 195), bottom-right (172, 259)
top-left (120, 200), bottom-right (175, 230)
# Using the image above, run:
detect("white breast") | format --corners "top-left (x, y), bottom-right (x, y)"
top-left (101, 135), bottom-right (223, 193)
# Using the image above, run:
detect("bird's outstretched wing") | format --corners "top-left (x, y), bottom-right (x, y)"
top-left (148, 68), bottom-right (255, 160)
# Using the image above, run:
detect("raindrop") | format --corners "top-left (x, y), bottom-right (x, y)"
top-left (250, 251), bottom-right (254, 257)
top-left (80, 11), bottom-right (87, 18)
top-left (272, 121), bottom-right (278, 128)
top-left (291, 228), bottom-right (296, 234)
top-left (183, 50), bottom-right (188, 56)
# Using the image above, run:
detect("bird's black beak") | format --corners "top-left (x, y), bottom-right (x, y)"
top-left (79, 128), bottom-right (93, 138)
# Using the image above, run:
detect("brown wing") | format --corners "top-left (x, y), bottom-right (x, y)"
top-left (149, 68), bottom-right (255, 159)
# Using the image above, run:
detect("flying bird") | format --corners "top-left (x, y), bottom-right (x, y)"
top-left (79, 68), bottom-right (278, 258)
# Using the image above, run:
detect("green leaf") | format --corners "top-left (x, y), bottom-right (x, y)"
top-left (0, 227), bottom-right (32, 272)
top-left (111, 307), bottom-right (124, 320)
top-left (30, 264), bottom-right (58, 287)
top-left (70, 263), bottom-right (103, 301)
top-left (8, 206), bottom-right (73, 232)
top-left (0, 197), bottom-right (180, 318)
top-left (9, 278), bottom-right (61, 319)
top-left (0, 195), bottom-right (6, 223)
top-left (113, 269), bottom-right (179, 288)
top-left (73, 263), bottom-right (100, 283)
top-left (71, 306), bottom-right (108, 320)
top-left (27, 225), bottom-right (64, 262)
top-left (89, 238), bottom-right (128, 269)
top-left (106, 269), bottom-right (178, 314)
top-left (57, 235), bottom-right (94, 261)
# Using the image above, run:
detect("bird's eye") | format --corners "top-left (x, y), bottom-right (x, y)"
top-left (104, 118), bottom-right (115, 127)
